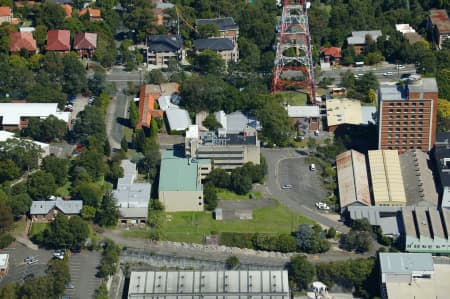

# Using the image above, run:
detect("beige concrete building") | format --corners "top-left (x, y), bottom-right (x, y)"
top-left (185, 126), bottom-right (260, 170)
top-left (326, 98), bottom-right (376, 132)
top-left (158, 150), bottom-right (211, 212)
top-left (147, 35), bottom-right (183, 67)
top-left (368, 150), bottom-right (407, 206)
top-left (193, 38), bottom-right (239, 64)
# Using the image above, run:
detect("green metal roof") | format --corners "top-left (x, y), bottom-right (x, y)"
top-left (159, 150), bottom-right (209, 192)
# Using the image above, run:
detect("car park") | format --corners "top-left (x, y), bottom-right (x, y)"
top-left (315, 202), bottom-right (330, 210)
top-left (281, 184), bottom-right (293, 190)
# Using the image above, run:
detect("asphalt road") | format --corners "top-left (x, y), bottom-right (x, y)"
top-left (262, 148), bottom-right (349, 233)
top-left (64, 251), bottom-right (102, 299)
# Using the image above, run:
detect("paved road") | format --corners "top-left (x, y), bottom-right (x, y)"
top-left (262, 148), bottom-right (349, 233)
top-left (64, 251), bottom-right (102, 299)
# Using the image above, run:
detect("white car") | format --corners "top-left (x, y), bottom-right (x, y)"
top-left (383, 72), bottom-right (393, 76)
top-left (281, 184), bottom-right (293, 190)
top-left (315, 202), bottom-right (330, 210)
top-left (53, 250), bottom-right (65, 260)
top-left (396, 64), bottom-right (405, 69)
top-left (310, 164), bottom-right (316, 171)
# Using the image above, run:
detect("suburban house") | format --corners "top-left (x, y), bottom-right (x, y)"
top-left (0, 103), bottom-right (71, 131)
top-left (320, 47), bottom-right (342, 65)
top-left (79, 8), bottom-right (102, 22)
top-left (46, 29), bottom-right (71, 52)
top-left (73, 32), bottom-right (97, 58)
top-left (395, 24), bottom-right (424, 44)
top-left (195, 17), bottom-right (239, 42)
top-left (0, 130), bottom-right (50, 157)
top-left (61, 4), bottom-right (72, 17)
top-left (136, 84), bottom-right (166, 129)
top-left (0, 6), bottom-right (12, 23)
top-left (147, 35), bottom-right (183, 67)
top-left (30, 198), bottom-right (83, 222)
top-left (347, 30), bottom-right (382, 55)
top-left (427, 9), bottom-right (450, 49)
top-left (113, 160), bottom-right (151, 224)
top-left (286, 105), bottom-right (321, 131)
top-left (159, 149), bottom-right (211, 212)
top-left (193, 38), bottom-right (239, 64)
top-left (9, 31), bottom-right (37, 53)
top-left (0, 254), bottom-right (9, 279)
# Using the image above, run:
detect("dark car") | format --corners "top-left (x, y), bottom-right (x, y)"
top-left (24, 273), bottom-right (35, 280)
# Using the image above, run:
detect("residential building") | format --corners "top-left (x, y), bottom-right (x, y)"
top-left (158, 150), bottom-right (210, 212)
top-left (0, 130), bottom-right (50, 157)
top-left (395, 24), bottom-right (424, 44)
top-left (46, 29), bottom-right (71, 52)
top-left (0, 103), bottom-right (71, 131)
top-left (128, 270), bottom-right (290, 299)
top-left (147, 35), bottom-right (183, 67)
top-left (402, 206), bottom-right (450, 254)
top-left (320, 47), bottom-right (341, 65)
top-left (377, 77), bottom-right (438, 153)
top-left (61, 4), bottom-right (72, 17)
top-left (193, 38), bottom-right (239, 64)
top-left (136, 84), bottom-right (165, 129)
top-left (195, 17), bottom-right (239, 42)
top-left (0, 254), bottom-right (9, 278)
top-left (73, 32), bottom-right (97, 58)
top-left (379, 252), bottom-right (450, 299)
top-left (427, 9), bottom-right (450, 49)
top-left (368, 150), bottom-right (407, 206)
top-left (9, 31), bottom-right (37, 52)
top-left (346, 30), bottom-right (382, 55)
top-left (30, 198), bottom-right (82, 222)
top-left (336, 150), bottom-right (371, 212)
top-left (0, 6), bottom-right (12, 23)
top-left (152, 1), bottom-right (174, 26)
top-left (286, 105), bottom-right (321, 131)
top-left (434, 132), bottom-right (450, 209)
top-left (185, 127), bottom-right (260, 170)
top-left (214, 111), bottom-right (261, 134)
top-left (79, 8), bottom-right (102, 22)
top-left (113, 160), bottom-right (151, 224)
top-left (326, 98), bottom-right (376, 132)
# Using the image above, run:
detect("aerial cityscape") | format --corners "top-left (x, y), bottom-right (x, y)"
top-left (0, 0), bottom-right (450, 298)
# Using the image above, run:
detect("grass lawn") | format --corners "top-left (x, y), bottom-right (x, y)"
top-left (278, 91), bottom-right (308, 106)
top-left (216, 189), bottom-right (262, 200)
top-left (10, 217), bottom-right (27, 237)
top-left (55, 182), bottom-right (71, 197)
top-left (29, 223), bottom-right (48, 238)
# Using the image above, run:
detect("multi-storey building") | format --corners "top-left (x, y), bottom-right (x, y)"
top-left (195, 17), bottom-right (239, 43)
top-left (378, 77), bottom-right (438, 153)
top-left (427, 9), bottom-right (450, 49)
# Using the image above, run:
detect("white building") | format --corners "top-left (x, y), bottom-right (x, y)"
top-left (0, 254), bottom-right (9, 278)
top-left (165, 108), bottom-right (191, 131)
top-left (0, 130), bottom-right (50, 157)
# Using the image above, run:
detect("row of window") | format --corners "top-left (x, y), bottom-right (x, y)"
top-left (388, 109), bottom-right (426, 113)
top-left (387, 134), bottom-right (423, 139)
top-left (388, 115), bottom-right (427, 120)
top-left (388, 120), bottom-right (424, 125)
top-left (387, 127), bottom-right (423, 132)
top-left (388, 102), bottom-right (425, 107)
top-left (407, 244), bottom-right (450, 249)
top-left (386, 146), bottom-right (424, 150)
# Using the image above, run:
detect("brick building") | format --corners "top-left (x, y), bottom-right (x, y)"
top-left (377, 76), bottom-right (438, 153)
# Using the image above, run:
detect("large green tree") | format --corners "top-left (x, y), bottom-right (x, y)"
top-left (288, 255), bottom-right (316, 291)
top-left (22, 115), bottom-right (67, 143)
top-left (27, 170), bottom-right (57, 200)
top-left (42, 156), bottom-right (70, 186)
top-left (62, 53), bottom-right (88, 95)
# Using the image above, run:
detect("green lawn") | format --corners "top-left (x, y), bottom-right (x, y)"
top-left (278, 91), bottom-right (308, 106)
top-left (11, 217), bottom-right (27, 237)
top-left (216, 189), bottom-right (262, 200)
top-left (29, 223), bottom-right (48, 237)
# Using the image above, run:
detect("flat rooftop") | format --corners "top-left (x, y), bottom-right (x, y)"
top-left (430, 9), bottom-right (450, 33)
top-left (380, 252), bottom-right (434, 275)
top-left (0, 103), bottom-right (70, 125)
top-left (200, 132), bottom-right (257, 146)
top-left (326, 98), bottom-right (362, 127)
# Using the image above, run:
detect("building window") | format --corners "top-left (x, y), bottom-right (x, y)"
top-left (396, 115), bottom-right (401, 119)
top-left (419, 115), bottom-right (423, 119)
top-left (396, 122), bottom-right (400, 125)
top-left (411, 102), bottom-right (417, 106)
top-left (419, 102), bottom-right (424, 106)
top-left (397, 102), bottom-right (402, 106)
top-left (419, 108), bottom-right (424, 113)
top-left (395, 128), bottom-right (400, 132)
top-left (411, 109), bottom-right (416, 113)
top-left (397, 109), bottom-right (401, 113)
top-left (404, 115), bottom-right (408, 119)
top-left (389, 109), bottom-right (394, 113)
top-left (389, 103), bottom-right (394, 106)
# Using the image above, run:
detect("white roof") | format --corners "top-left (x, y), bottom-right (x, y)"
top-left (0, 130), bottom-right (50, 156)
top-left (186, 125), bottom-right (199, 139)
top-left (113, 160), bottom-right (151, 209)
top-left (214, 110), bottom-right (261, 133)
top-left (347, 30), bottom-right (382, 45)
top-left (20, 27), bottom-right (35, 32)
top-left (326, 98), bottom-right (362, 127)
top-left (0, 254), bottom-right (8, 268)
top-left (157, 95), bottom-right (179, 111)
top-left (0, 103), bottom-right (70, 125)
top-left (395, 24), bottom-right (416, 34)
top-left (214, 110), bottom-right (227, 129)
top-left (166, 108), bottom-right (191, 131)
top-left (287, 105), bottom-right (320, 118)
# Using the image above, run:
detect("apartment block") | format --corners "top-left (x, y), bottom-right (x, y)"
top-left (378, 77), bottom-right (438, 153)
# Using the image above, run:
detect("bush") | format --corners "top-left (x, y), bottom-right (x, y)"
top-left (219, 232), bottom-right (297, 253)
top-left (0, 233), bottom-right (15, 249)
top-left (326, 227), bottom-right (336, 239)
top-left (225, 255), bottom-right (240, 269)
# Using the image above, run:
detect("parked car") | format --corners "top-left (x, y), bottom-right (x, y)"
top-left (396, 64), bottom-right (405, 69)
top-left (281, 184), bottom-right (293, 190)
top-left (24, 273), bottom-right (35, 280)
top-left (65, 283), bottom-right (75, 289)
top-left (315, 202), bottom-right (330, 210)
top-left (383, 71), bottom-right (393, 76)
top-left (310, 164), bottom-right (316, 171)
top-left (53, 250), bottom-right (65, 260)
top-left (26, 257), bottom-right (38, 265)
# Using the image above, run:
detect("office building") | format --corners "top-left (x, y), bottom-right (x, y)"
top-left (427, 9), bottom-right (450, 49)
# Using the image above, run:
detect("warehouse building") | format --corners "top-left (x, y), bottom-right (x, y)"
top-left (128, 270), bottom-right (290, 299)
top-left (326, 98), bottom-right (376, 132)
top-left (368, 150), bottom-right (407, 206)
top-left (336, 150), bottom-right (371, 212)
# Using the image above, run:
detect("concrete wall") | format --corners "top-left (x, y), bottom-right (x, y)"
top-left (159, 190), bottom-right (204, 212)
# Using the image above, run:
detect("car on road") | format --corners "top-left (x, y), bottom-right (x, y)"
top-left (310, 164), bottom-right (316, 171)
top-left (383, 71), bottom-right (393, 76)
top-left (65, 283), bottom-right (75, 289)
top-left (396, 64), bottom-right (405, 69)
top-left (281, 184), bottom-right (293, 190)
top-left (25, 256), bottom-right (39, 265)
top-left (315, 202), bottom-right (330, 210)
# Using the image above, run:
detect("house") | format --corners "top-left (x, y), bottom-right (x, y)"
top-left (79, 8), bottom-right (102, 22)
top-left (158, 150), bottom-right (211, 212)
top-left (30, 198), bottom-right (83, 222)
top-left (427, 9), bottom-right (450, 49)
top-left (9, 32), bottom-right (37, 53)
top-left (60, 4), bottom-right (72, 17)
top-left (136, 84), bottom-right (167, 129)
top-left (0, 6), bottom-right (12, 24)
top-left (193, 38), bottom-right (239, 64)
top-left (46, 29), bottom-right (70, 52)
top-left (0, 254), bottom-right (9, 278)
top-left (73, 32), bottom-right (97, 58)
top-left (113, 160), bottom-right (151, 224)
top-left (0, 130), bottom-right (50, 157)
top-left (320, 47), bottom-right (341, 65)
top-left (395, 24), bottom-right (424, 44)
top-left (286, 105), bottom-right (321, 131)
top-left (147, 35), bottom-right (183, 67)
top-left (347, 30), bottom-right (382, 55)
top-left (0, 103), bottom-right (71, 131)
top-left (195, 17), bottom-right (239, 42)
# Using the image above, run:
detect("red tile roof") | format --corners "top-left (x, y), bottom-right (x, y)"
top-left (79, 8), bottom-right (101, 18)
top-left (46, 29), bottom-right (70, 51)
top-left (0, 6), bottom-right (11, 17)
top-left (73, 32), bottom-right (97, 50)
top-left (320, 47), bottom-right (342, 58)
top-left (61, 4), bottom-right (72, 17)
top-left (137, 85), bottom-right (164, 129)
top-left (9, 32), bottom-right (37, 52)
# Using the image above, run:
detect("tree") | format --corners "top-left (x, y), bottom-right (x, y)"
top-left (96, 282), bottom-right (109, 299)
top-left (34, 25), bottom-right (48, 49)
top-left (129, 101), bottom-right (139, 128)
top-left (81, 205), bottom-right (96, 221)
top-left (42, 156), bottom-right (69, 185)
top-left (123, 1), bottom-right (155, 42)
top-left (206, 168), bottom-right (231, 189)
top-left (96, 192), bottom-right (120, 227)
top-left (98, 239), bottom-right (120, 277)
top-left (0, 138), bottom-right (43, 172)
top-left (145, 69), bottom-right (166, 84)
top-left (225, 255), bottom-right (240, 269)
top-left (22, 115), bottom-right (67, 143)
top-left (121, 136), bottom-right (129, 152)
top-left (437, 69), bottom-right (450, 100)
top-left (34, 3), bottom-right (66, 29)
top-left (8, 193), bottom-right (32, 219)
top-left (326, 227), bottom-right (336, 239)
top-left (230, 168), bottom-right (252, 195)
top-left (202, 113), bottom-right (222, 131)
top-left (137, 137), bottom-right (161, 181)
top-left (288, 255), bottom-right (315, 291)
top-left (0, 201), bottom-right (13, 234)
top-left (203, 183), bottom-right (218, 210)
top-left (46, 258), bottom-right (71, 296)
top-left (62, 53), bottom-right (88, 95)
top-left (198, 23), bottom-right (219, 38)
top-left (0, 284), bottom-right (17, 299)
top-left (27, 171), bottom-right (57, 200)
top-left (193, 50), bottom-right (226, 75)
top-left (0, 159), bottom-right (20, 183)
top-left (74, 182), bottom-right (104, 208)
top-left (295, 224), bottom-right (330, 254)
top-left (88, 71), bottom-right (106, 96)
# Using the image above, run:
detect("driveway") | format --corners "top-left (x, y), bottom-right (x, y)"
top-left (64, 251), bottom-right (102, 299)
top-left (262, 148), bottom-right (349, 233)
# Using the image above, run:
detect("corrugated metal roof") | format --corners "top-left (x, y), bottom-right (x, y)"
top-left (336, 150), bottom-right (371, 208)
top-left (379, 252), bottom-right (434, 274)
top-left (0, 103), bottom-right (70, 125)
top-left (166, 108), bottom-right (191, 131)
top-left (286, 105), bottom-right (320, 118)
top-left (30, 199), bottom-right (82, 215)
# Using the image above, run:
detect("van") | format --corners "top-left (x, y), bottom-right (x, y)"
top-left (310, 164), bottom-right (316, 171)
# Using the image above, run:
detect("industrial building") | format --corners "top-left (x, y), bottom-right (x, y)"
top-left (158, 150), bottom-right (211, 212)
top-left (127, 270), bottom-right (290, 299)
top-left (379, 252), bottom-right (450, 299)
top-left (434, 132), bottom-right (450, 209)
top-left (368, 150), bottom-right (407, 206)
top-left (185, 127), bottom-right (260, 170)
top-left (336, 150), bottom-right (371, 212)
top-left (326, 98), bottom-right (376, 132)
top-left (347, 205), bottom-right (401, 237)
top-left (377, 77), bottom-right (438, 153)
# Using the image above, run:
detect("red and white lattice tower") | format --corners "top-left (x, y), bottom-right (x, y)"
top-left (272, 0), bottom-right (315, 102)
